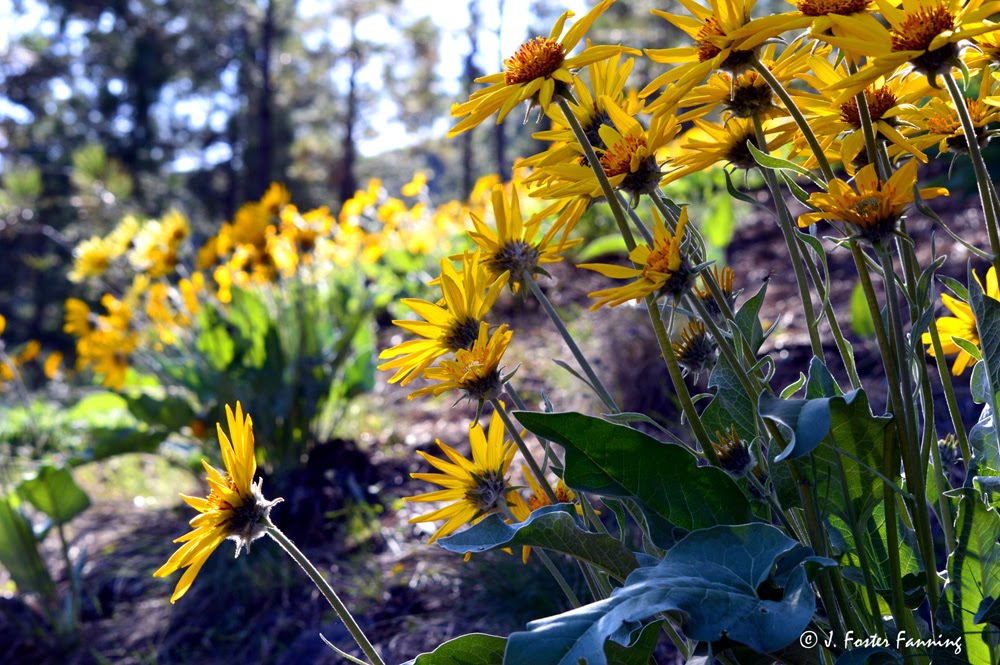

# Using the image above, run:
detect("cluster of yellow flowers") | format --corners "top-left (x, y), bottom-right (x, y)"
top-left (62, 174), bottom-right (489, 389)
top-left (0, 315), bottom-right (62, 390)
top-left (390, 0), bottom-right (1000, 547)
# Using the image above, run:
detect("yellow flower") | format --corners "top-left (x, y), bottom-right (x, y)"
top-left (922, 267), bottom-right (1000, 375)
top-left (725, 0), bottom-right (876, 52)
top-left (527, 97), bottom-right (680, 202)
top-left (408, 322), bottom-right (513, 404)
top-left (69, 236), bottom-right (114, 282)
top-left (523, 464), bottom-right (578, 512)
top-left (694, 265), bottom-right (737, 316)
top-left (379, 251), bottom-right (509, 386)
top-left (469, 185), bottom-right (579, 290)
top-left (449, 0), bottom-right (632, 136)
top-left (823, 0), bottom-right (1000, 96)
top-left (798, 160), bottom-right (948, 243)
top-left (782, 59), bottom-right (931, 173)
top-left (401, 171), bottom-right (429, 197)
top-left (63, 298), bottom-right (92, 337)
top-left (900, 76), bottom-right (1000, 157)
top-left (155, 403), bottom-right (279, 603)
top-left (642, 0), bottom-right (775, 115)
top-left (44, 352), bottom-right (63, 380)
top-left (712, 426), bottom-right (757, 477)
top-left (129, 211), bottom-right (190, 278)
top-left (580, 207), bottom-right (692, 308)
top-left (663, 117), bottom-right (778, 185)
top-left (404, 408), bottom-right (519, 543)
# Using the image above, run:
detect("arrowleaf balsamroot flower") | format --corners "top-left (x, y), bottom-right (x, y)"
top-left (797, 160), bottom-right (948, 244)
top-left (468, 185), bottom-right (578, 290)
top-left (407, 322), bottom-right (514, 405)
top-left (404, 408), bottom-right (523, 543)
top-left (922, 266), bottom-right (1000, 375)
top-left (448, 0), bottom-right (632, 137)
top-left (155, 402), bottom-right (280, 603)
top-left (823, 0), bottom-right (1000, 96)
top-left (581, 207), bottom-right (693, 308)
top-left (378, 250), bottom-right (509, 386)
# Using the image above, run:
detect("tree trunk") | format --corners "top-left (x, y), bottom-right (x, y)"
top-left (460, 0), bottom-right (481, 198)
top-left (339, 17), bottom-right (360, 204)
top-left (494, 0), bottom-right (507, 179)
top-left (257, 0), bottom-right (274, 195)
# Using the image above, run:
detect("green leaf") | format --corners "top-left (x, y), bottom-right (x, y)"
top-left (196, 306), bottom-right (235, 370)
top-left (969, 261), bottom-right (1000, 399)
top-left (805, 356), bottom-right (843, 399)
top-left (747, 142), bottom-right (823, 186)
top-left (405, 633), bottom-right (506, 665)
top-left (734, 279), bottom-right (768, 355)
top-left (850, 282), bottom-right (877, 338)
top-left (761, 389), bottom-right (876, 462)
top-left (952, 336), bottom-right (983, 363)
top-left (703, 191), bottom-right (735, 249)
top-left (974, 595), bottom-right (1000, 627)
top-left (125, 391), bottom-right (196, 431)
top-left (605, 621), bottom-right (662, 665)
top-left (935, 488), bottom-right (1000, 664)
top-left (972, 361), bottom-right (989, 404)
top-left (438, 505), bottom-right (639, 583)
top-left (939, 274), bottom-right (970, 302)
top-left (970, 404), bottom-right (1000, 474)
top-left (505, 524), bottom-right (816, 664)
top-left (577, 234), bottom-right (628, 262)
top-left (70, 427), bottom-right (167, 466)
top-left (18, 466), bottom-right (91, 525)
top-left (512, 412), bottom-right (752, 533)
top-left (0, 495), bottom-right (54, 598)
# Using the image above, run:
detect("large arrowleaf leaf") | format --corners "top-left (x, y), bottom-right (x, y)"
top-left (438, 505), bottom-right (639, 583)
top-left (935, 488), bottom-right (1000, 664)
top-left (505, 523), bottom-right (816, 665)
top-left (511, 412), bottom-right (752, 533)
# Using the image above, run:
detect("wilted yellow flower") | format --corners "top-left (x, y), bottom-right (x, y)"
top-left (449, 0), bottom-right (632, 136)
top-left (155, 403), bottom-right (280, 603)
top-left (581, 207), bottom-right (692, 308)
top-left (404, 408), bottom-right (520, 543)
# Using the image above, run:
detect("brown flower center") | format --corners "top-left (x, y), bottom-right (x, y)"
top-left (796, 0), bottom-right (870, 16)
top-left (891, 5), bottom-right (955, 52)
top-left (839, 85), bottom-right (898, 128)
top-left (207, 475), bottom-right (239, 511)
top-left (696, 17), bottom-right (728, 62)
top-left (504, 37), bottom-right (566, 85)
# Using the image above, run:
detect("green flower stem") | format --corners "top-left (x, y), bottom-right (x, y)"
top-left (265, 522), bottom-right (386, 665)
top-left (752, 57), bottom-right (835, 183)
top-left (503, 382), bottom-right (554, 472)
top-left (943, 71), bottom-right (1000, 275)
top-left (752, 114), bottom-right (826, 360)
top-left (687, 295), bottom-right (762, 401)
top-left (56, 522), bottom-right (80, 634)
top-left (491, 398), bottom-right (560, 506)
top-left (616, 191), bottom-right (655, 246)
top-left (925, 323), bottom-right (973, 464)
top-left (645, 293), bottom-right (720, 465)
top-left (499, 503), bottom-right (583, 607)
top-left (524, 272), bottom-right (620, 414)
top-left (875, 247), bottom-right (939, 617)
top-left (795, 237), bottom-right (863, 389)
top-left (557, 96), bottom-right (637, 252)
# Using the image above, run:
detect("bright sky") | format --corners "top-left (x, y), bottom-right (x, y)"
top-left (0, 0), bottom-right (589, 164)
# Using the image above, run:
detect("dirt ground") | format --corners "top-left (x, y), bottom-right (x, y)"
top-left (0, 188), bottom-right (986, 665)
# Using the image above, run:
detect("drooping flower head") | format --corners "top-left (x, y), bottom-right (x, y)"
top-left (694, 265), bottom-right (737, 316)
top-left (712, 426), bottom-right (757, 478)
top-left (797, 160), bottom-right (948, 244)
top-left (379, 250), bottom-right (509, 386)
top-left (921, 267), bottom-right (1000, 375)
top-left (154, 403), bottom-right (280, 603)
top-left (449, 0), bottom-right (633, 136)
top-left (672, 320), bottom-right (718, 377)
top-left (404, 408), bottom-right (521, 543)
top-left (581, 207), bottom-right (693, 308)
